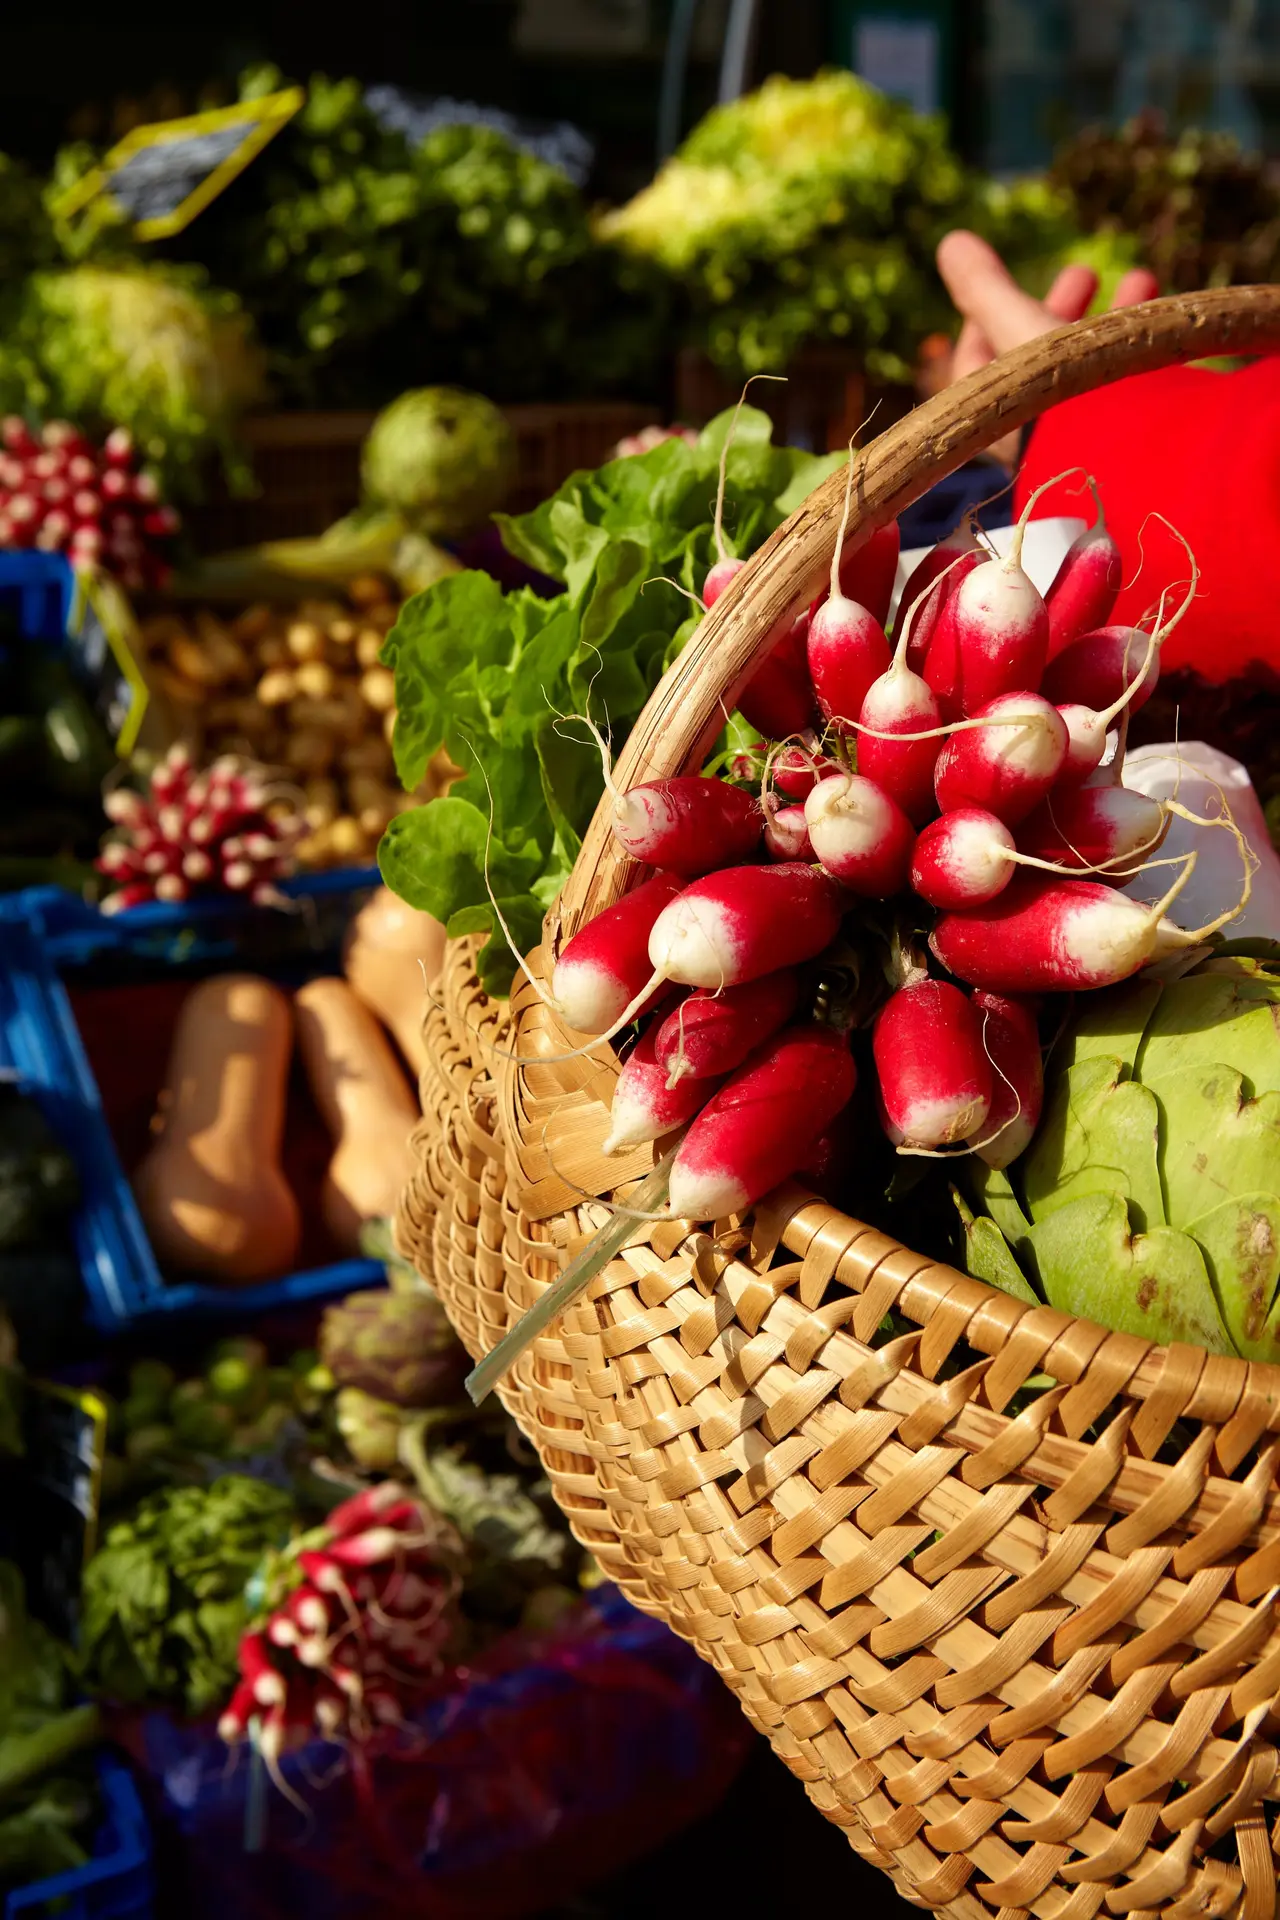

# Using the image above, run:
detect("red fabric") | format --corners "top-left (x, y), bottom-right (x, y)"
top-left (1013, 355), bottom-right (1280, 683)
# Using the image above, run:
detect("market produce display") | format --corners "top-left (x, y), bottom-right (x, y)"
top-left (599, 70), bottom-right (1136, 384)
top-left (0, 614), bottom-right (112, 895)
top-left (135, 578), bottom-right (418, 872)
top-left (1051, 109), bottom-right (1280, 295)
top-left (379, 403), bottom-right (843, 990)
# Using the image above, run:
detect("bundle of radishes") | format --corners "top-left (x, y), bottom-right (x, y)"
top-left (525, 455), bottom-right (1249, 1219)
top-left (0, 416), bottom-right (179, 589)
top-left (98, 742), bottom-right (306, 911)
top-left (219, 1482), bottom-right (458, 1771)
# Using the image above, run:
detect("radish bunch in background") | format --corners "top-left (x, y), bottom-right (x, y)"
top-left (532, 462), bottom-right (1247, 1224)
top-left (218, 1482), bottom-right (459, 1772)
top-left (98, 743), bottom-right (306, 911)
top-left (0, 416), bottom-right (180, 590)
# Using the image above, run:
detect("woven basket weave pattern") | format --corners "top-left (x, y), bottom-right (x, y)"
top-left (396, 292), bottom-right (1280, 1919)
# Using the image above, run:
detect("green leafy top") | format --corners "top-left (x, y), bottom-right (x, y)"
top-left (378, 405), bottom-right (841, 992)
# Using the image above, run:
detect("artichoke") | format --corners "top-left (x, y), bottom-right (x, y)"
top-left (962, 947), bottom-right (1280, 1358)
top-left (360, 387), bottom-right (515, 540)
top-left (335, 1387), bottom-right (406, 1472)
top-left (320, 1288), bottom-right (467, 1408)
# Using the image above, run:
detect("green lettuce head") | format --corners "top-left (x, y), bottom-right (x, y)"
top-left (361, 386), bottom-right (516, 540)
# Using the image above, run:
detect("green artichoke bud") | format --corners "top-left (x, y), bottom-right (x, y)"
top-left (336, 1387), bottom-right (406, 1472)
top-left (319, 1289), bottom-right (467, 1408)
top-left (962, 948), bottom-right (1280, 1357)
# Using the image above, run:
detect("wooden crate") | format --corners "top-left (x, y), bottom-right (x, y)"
top-left (183, 402), bottom-right (661, 554)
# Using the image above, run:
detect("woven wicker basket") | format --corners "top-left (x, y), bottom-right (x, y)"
top-left (397, 289), bottom-right (1280, 1920)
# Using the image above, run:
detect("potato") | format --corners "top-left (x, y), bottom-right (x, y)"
top-left (153, 666), bottom-right (207, 709)
top-left (348, 574), bottom-right (393, 608)
top-left (139, 613), bottom-right (184, 652)
top-left (207, 695), bottom-right (269, 734)
top-left (294, 660), bottom-right (336, 702)
top-left (195, 611), bottom-right (252, 685)
top-left (256, 667), bottom-right (297, 707)
top-left (359, 603), bottom-right (398, 636)
top-left (339, 736), bottom-right (393, 778)
top-left (289, 697), bottom-right (353, 735)
top-left (355, 628), bottom-right (385, 671)
top-left (328, 816), bottom-right (368, 862)
top-left (232, 603), bottom-right (275, 643)
top-left (297, 599), bottom-right (348, 628)
top-left (326, 618), bottom-right (357, 647)
top-left (167, 634), bottom-right (225, 688)
top-left (360, 666), bottom-right (396, 714)
top-left (382, 708), bottom-right (397, 746)
top-left (296, 824), bottom-right (335, 867)
top-left (284, 729), bottom-right (336, 777)
top-left (303, 777), bottom-right (340, 829)
top-left (285, 620), bottom-right (326, 663)
top-left (256, 634), bottom-right (289, 669)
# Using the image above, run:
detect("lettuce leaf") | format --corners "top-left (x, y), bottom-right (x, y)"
top-left (380, 404), bottom-right (828, 992)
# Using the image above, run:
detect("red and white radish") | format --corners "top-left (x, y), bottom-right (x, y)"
top-left (806, 451), bottom-right (892, 730)
top-left (933, 693), bottom-right (1068, 826)
top-left (736, 609), bottom-right (818, 740)
top-left (654, 969), bottom-right (799, 1084)
top-left (550, 873), bottom-right (685, 1031)
top-left (647, 862), bottom-right (845, 992)
top-left (770, 740), bottom-right (842, 799)
top-left (924, 475), bottom-right (1074, 718)
top-left (855, 556), bottom-right (976, 825)
top-left (763, 800), bottom-right (812, 861)
top-left (969, 991), bottom-right (1042, 1167)
top-left (873, 980), bottom-right (992, 1149)
top-left (1044, 482), bottom-right (1122, 660)
top-left (668, 1022), bottom-right (856, 1219)
top-left (601, 1023), bottom-right (722, 1151)
top-left (896, 520), bottom-right (984, 672)
top-left (928, 858), bottom-right (1208, 993)
top-left (1042, 527), bottom-right (1196, 717)
top-left (608, 775), bottom-right (761, 875)
top-left (911, 807), bottom-right (1019, 910)
top-left (1015, 783), bottom-right (1168, 875)
top-left (805, 772), bottom-right (915, 898)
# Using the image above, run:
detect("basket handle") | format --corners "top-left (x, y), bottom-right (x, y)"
top-left (558, 286), bottom-right (1280, 935)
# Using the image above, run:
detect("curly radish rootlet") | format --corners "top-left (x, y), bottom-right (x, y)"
top-left (517, 472), bottom-right (1251, 1234)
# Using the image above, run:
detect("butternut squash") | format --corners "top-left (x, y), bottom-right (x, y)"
top-left (133, 975), bottom-right (301, 1283)
top-left (294, 978), bottom-right (419, 1254)
top-left (341, 887), bottom-right (445, 1080)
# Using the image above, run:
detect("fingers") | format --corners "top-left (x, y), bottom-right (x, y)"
top-left (936, 230), bottom-right (1060, 358)
top-left (1043, 262), bottom-right (1099, 323)
top-left (949, 317), bottom-right (995, 385)
top-left (1111, 266), bottom-right (1160, 310)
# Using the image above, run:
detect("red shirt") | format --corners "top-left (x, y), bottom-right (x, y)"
top-left (1014, 355), bottom-right (1280, 682)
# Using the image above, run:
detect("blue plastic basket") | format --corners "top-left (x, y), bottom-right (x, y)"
top-left (0, 552), bottom-right (76, 647)
top-left (0, 880), bottom-right (389, 1331)
top-left (4, 1753), bottom-right (152, 1920)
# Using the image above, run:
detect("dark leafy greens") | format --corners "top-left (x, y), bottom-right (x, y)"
top-left (0, 1561), bottom-right (100, 1890)
top-left (379, 406), bottom-right (841, 992)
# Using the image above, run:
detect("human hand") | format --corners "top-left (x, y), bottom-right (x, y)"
top-left (936, 230), bottom-right (1160, 383)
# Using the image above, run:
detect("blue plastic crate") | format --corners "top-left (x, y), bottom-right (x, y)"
top-left (0, 552), bottom-right (75, 648)
top-left (0, 881), bottom-right (389, 1331)
top-left (5, 1753), bottom-right (152, 1920)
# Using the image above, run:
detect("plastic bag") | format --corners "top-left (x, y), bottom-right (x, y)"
top-left (123, 1589), bottom-right (752, 1920)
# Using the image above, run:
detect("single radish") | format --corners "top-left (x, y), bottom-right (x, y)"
top-left (807, 450), bottom-right (892, 730)
top-left (327, 1481), bottom-right (410, 1539)
top-left (608, 775), bottom-right (761, 874)
top-left (237, 1631), bottom-right (286, 1707)
top-left (805, 771), bottom-right (915, 897)
top-left (654, 969), bottom-right (799, 1084)
top-left (969, 991), bottom-right (1042, 1168)
top-left (763, 800), bottom-right (812, 860)
top-left (647, 863), bottom-right (845, 992)
top-left (551, 873), bottom-right (685, 1032)
top-left (873, 980), bottom-right (992, 1149)
top-left (911, 807), bottom-right (1019, 909)
top-left (771, 740), bottom-right (842, 799)
top-left (1044, 481), bottom-right (1122, 660)
top-left (217, 1678), bottom-right (259, 1745)
top-left (1043, 526), bottom-right (1197, 717)
top-left (836, 519), bottom-right (901, 630)
top-left (601, 1023), bottom-right (721, 1152)
top-left (896, 521), bottom-right (984, 672)
top-left (929, 858), bottom-right (1211, 993)
top-left (737, 609), bottom-right (818, 739)
top-left (925, 474), bottom-right (1075, 717)
top-left (1015, 784), bottom-right (1169, 876)
top-left (856, 556), bottom-right (974, 825)
top-left (933, 693), bottom-right (1068, 826)
top-left (668, 1022), bottom-right (856, 1219)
